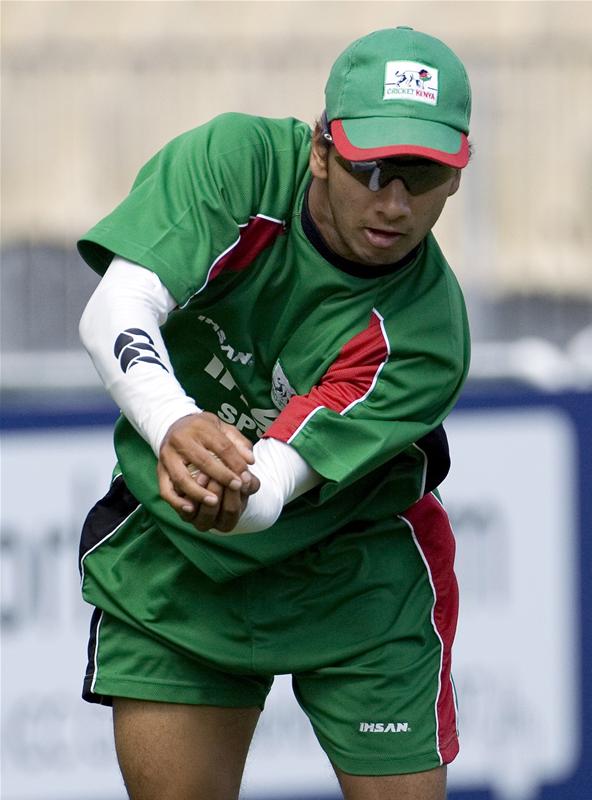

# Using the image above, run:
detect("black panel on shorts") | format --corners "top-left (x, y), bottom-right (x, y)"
top-left (82, 607), bottom-right (113, 705)
top-left (78, 475), bottom-right (140, 574)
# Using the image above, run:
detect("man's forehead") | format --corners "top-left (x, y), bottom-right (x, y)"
top-left (347, 154), bottom-right (450, 168)
top-left (379, 156), bottom-right (441, 166)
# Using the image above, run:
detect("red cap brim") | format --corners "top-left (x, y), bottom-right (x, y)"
top-left (330, 119), bottom-right (470, 168)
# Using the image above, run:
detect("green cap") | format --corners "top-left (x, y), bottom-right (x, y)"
top-left (325, 27), bottom-right (471, 167)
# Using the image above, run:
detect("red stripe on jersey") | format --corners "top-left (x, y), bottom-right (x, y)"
top-left (399, 494), bottom-right (459, 764)
top-left (265, 309), bottom-right (389, 443)
top-left (209, 215), bottom-right (284, 282)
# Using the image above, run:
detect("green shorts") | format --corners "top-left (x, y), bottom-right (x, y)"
top-left (81, 480), bottom-right (459, 776)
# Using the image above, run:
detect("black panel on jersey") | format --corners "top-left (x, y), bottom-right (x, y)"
top-left (416, 424), bottom-right (451, 494)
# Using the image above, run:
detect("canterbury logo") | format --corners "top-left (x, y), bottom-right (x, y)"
top-left (114, 328), bottom-right (169, 374)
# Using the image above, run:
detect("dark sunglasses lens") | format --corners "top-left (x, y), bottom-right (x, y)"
top-left (336, 157), bottom-right (375, 187)
top-left (377, 161), bottom-right (455, 194)
top-left (335, 155), bottom-right (454, 194)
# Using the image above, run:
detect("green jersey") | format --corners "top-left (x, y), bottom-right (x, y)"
top-left (78, 113), bottom-right (470, 582)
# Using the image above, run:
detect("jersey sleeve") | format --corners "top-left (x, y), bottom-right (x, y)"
top-left (264, 288), bottom-right (470, 504)
top-left (77, 114), bottom-right (310, 306)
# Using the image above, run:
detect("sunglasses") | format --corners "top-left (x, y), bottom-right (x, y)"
top-left (333, 153), bottom-right (456, 195)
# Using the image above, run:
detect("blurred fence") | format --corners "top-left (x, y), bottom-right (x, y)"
top-left (1, 1), bottom-right (591, 392)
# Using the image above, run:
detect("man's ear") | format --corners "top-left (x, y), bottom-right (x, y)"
top-left (309, 124), bottom-right (329, 180)
top-left (448, 169), bottom-right (462, 197)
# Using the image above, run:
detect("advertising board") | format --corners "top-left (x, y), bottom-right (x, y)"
top-left (1, 391), bottom-right (590, 800)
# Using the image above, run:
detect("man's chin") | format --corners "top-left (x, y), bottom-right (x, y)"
top-left (354, 241), bottom-right (415, 266)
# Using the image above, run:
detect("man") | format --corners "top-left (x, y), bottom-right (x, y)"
top-left (78, 26), bottom-right (471, 800)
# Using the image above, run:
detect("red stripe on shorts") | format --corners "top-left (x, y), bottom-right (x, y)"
top-left (399, 493), bottom-right (459, 764)
top-left (209, 215), bottom-right (284, 281)
top-left (265, 309), bottom-right (389, 442)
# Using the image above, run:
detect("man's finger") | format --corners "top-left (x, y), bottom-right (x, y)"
top-left (220, 423), bottom-right (256, 464)
top-left (161, 448), bottom-right (242, 506)
top-left (212, 486), bottom-right (243, 533)
top-left (193, 479), bottom-right (224, 531)
top-left (188, 465), bottom-right (211, 488)
top-left (241, 473), bottom-right (261, 497)
top-left (158, 460), bottom-right (218, 513)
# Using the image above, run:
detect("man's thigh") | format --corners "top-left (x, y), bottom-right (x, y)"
top-left (334, 764), bottom-right (447, 800)
top-left (113, 699), bottom-right (260, 800)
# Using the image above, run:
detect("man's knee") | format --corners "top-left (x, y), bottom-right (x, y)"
top-left (333, 763), bottom-right (447, 800)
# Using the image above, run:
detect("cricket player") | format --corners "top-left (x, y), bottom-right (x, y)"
top-left (78, 26), bottom-right (472, 800)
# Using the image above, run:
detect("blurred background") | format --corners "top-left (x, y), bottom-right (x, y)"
top-left (1, 2), bottom-right (591, 800)
top-left (2, 0), bottom-right (592, 394)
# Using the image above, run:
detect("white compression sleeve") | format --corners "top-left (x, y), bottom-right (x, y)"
top-left (227, 437), bottom-right (323, 534)
top-left (79, 256), bottom-right (200, 456)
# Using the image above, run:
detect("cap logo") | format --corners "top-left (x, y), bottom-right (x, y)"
top-left (383, 61), bottom-right (439, 106)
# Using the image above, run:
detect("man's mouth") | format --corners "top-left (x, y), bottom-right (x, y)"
top-left (363, 227), bottom-right (404, 248)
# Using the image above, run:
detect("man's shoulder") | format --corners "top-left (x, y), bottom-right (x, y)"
top-left (379, 234), bottom-right (467, 332)
top-left (173, 113), bottom-right (311, 156)
top-left (210, 112), bottom-right (310, 134)
top-left (422, 233), bottom-right (463, 291)
top-left (420, 234), bottom-right (469, 339)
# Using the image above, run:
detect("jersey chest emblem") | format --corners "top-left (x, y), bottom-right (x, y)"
top-left (271, 360), bottom-right (296, 410)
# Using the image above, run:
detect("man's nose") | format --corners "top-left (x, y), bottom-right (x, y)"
top-left (376, 178), bottom-right (412, 217)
